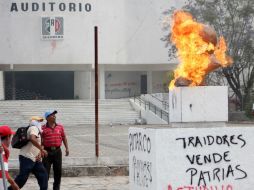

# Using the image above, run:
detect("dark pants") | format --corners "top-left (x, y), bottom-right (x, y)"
top-left (43, 148), bottom-right (62, 190)
top-left (8, 155), bottom-right (48, 190)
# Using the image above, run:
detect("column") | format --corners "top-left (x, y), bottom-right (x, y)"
top-left (147, 71), bottom-right (153, 94)
top-left (99, 65), bottom-right (105, 99)
top-left (74, 71), bottom-right (91, 99)
top-left (0, 71), bottom-right (4, 100)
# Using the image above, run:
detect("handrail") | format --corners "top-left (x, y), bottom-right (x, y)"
top-left (133, 95), bottom-right (169, 123)
top-left (141, 93), bottom-right (169, 111)
top-left (150, 94), bottom-right (168, 105)
top-left (150, 94), bottom-right (169, 110)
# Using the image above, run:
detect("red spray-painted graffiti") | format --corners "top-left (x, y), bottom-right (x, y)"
top-left (168, 184), bottom-right (233, 190)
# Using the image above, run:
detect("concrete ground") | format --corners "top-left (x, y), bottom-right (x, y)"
top-left (9, 124), bottom-right (130, 172)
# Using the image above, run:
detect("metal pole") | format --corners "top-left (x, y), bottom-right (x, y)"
top-left (0, 138), bottom-right (8, 190)
top-left (94, 26), bottom-right (99, 157)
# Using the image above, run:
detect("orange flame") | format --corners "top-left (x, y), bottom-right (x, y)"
top-left (169, 10), bottom-right (232, 89)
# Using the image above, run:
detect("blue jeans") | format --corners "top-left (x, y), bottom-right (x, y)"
top-left (8, 155), bottom-right (48, 190)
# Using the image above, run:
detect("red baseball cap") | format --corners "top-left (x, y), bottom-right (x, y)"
top-left (0, 125), bottom-right (15, 137)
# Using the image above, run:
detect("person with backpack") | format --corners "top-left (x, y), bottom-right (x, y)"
top-left (42, 110), bottom-right (69, 190)
top-left (8, 117), bottom-right (48, 190)
top-left (0, 125), bottom-right (20, 190)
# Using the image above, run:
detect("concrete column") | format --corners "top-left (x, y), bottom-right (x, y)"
top-left (0, 71), bottom-right (4, 100)
top-left (90, 70), bottom-right (95, 100)
top-left (147, 71), bottom-right (153, 94)
top-left (99, 65), bottom-right (105, 99)
top-left (74, 71), bottom-right (91, 99)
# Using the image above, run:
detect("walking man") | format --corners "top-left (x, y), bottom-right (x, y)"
top-left (0, 125), bottom-right (20, 190)
top-left (9, 117), bottom-right (48, 190)
top-left (42, 110), bottom-right (69, 190)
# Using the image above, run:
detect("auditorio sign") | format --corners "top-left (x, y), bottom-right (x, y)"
top-left (10, 1), bottom-right (92, 13)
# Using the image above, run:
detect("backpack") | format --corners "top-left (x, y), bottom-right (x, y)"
top-left (11, 126), bottom-right (30, 149)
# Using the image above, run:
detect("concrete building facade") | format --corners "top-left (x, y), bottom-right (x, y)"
top-left (0, 0), bottom-right (183, 100)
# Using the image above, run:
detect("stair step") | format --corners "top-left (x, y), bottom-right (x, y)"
top-left (0, 99), bottom-right (140, 126)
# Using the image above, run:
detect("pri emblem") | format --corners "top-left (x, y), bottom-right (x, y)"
top-left (41, 17), bottom-right (64, 40)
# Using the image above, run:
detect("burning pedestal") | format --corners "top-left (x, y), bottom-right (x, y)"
top-left (128, 10), bottom-right (242, 190)
top-left (128, 87), bottom-right (254, 190)
top-left (169, 86), bottom-right (228, 124)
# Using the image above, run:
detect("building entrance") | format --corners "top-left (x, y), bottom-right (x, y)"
top-left (4, 71), bottom-right (74, 100)
top-left (140, 75), bottom-right (147, 94)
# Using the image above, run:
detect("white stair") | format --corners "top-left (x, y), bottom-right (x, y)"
top-left (0, 99), bottom-right (140, 127)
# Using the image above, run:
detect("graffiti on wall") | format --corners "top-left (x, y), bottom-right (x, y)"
top-left (105, 82), bottom-right (137, 96)
top-left (167, 134), bottom-right (248, 190)
top-left (129, 132), bottom-right (153, 188)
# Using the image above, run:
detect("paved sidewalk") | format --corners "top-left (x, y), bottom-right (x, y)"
top-left (23, 176), bottom-right (129, 190)
top-left (9, 124), bottom-right (130, 170)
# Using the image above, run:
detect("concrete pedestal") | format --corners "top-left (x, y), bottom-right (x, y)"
top-left (169, 86), bottom-right (228, 122)
top-left (129, 126), bottom-right (254, 190)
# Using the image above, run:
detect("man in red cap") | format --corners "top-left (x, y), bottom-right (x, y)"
top-left (0, 125), bottom-right (20, 190)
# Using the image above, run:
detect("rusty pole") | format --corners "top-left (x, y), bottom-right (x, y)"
top-left (94, 26), bottom-right (99, 157)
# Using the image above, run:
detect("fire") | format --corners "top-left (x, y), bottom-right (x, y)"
top-left (169, 10), bottom-right (232, 89)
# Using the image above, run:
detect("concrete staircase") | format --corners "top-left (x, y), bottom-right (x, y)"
top-left (0, 99), bottom-right (140, 127)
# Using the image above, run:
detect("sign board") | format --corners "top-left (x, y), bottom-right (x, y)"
top-left (129, 126), bottom-right (254, 190)
top-left (41, 17), bottom-right (64, 40)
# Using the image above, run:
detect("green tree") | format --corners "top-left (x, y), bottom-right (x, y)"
top-left (162, 0), bottom-right (254, 114)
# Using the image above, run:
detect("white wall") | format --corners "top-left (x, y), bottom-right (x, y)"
top-left (0, 0), bottom-right (181, 65)
top-left (129, 126), bottom-right (254, 190)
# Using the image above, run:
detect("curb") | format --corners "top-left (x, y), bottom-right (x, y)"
top-left (9, 165), bottom-right (129, 177)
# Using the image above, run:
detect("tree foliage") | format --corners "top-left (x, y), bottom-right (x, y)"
top-left (162, 0), bottom-right (254, 112)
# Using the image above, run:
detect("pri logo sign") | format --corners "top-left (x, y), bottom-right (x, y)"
top-left (41, 17), bottom-right (64, 40)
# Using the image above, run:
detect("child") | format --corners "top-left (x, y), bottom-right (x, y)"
top-left (0, 125), bottom-right (20, 190)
